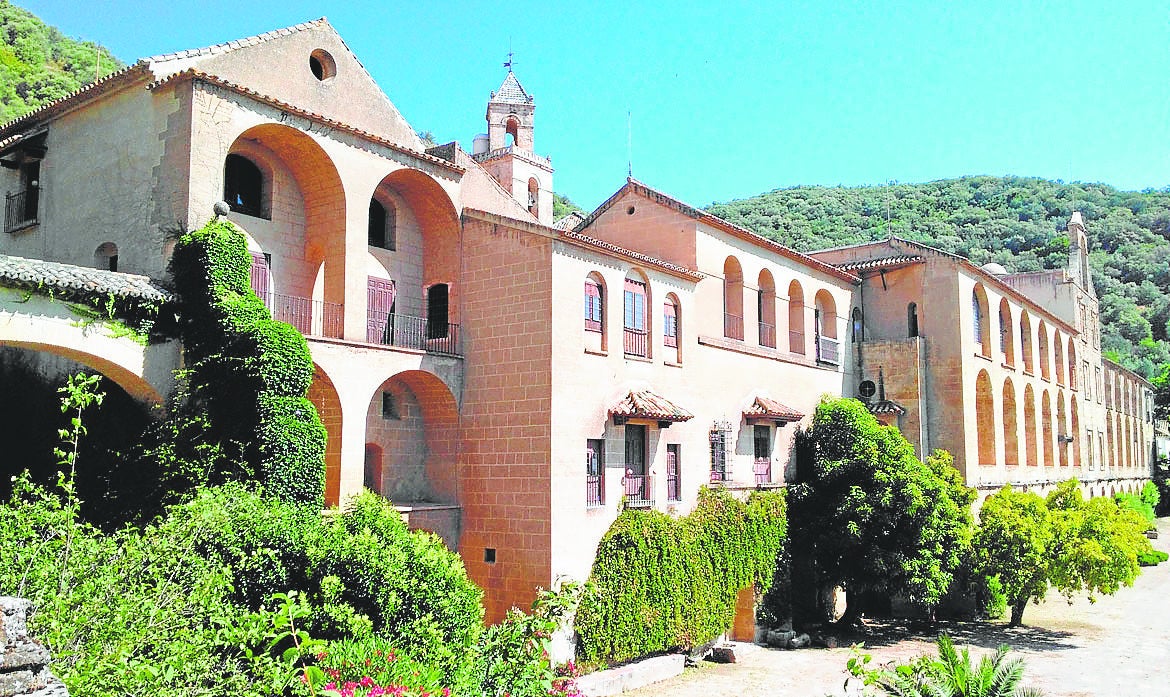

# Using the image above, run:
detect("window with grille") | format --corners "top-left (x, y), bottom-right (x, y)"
top-left (624, 280), bottom-right (646, 331)
top-left (666, 444), bottom-right (681, 501)
top-left (663, 301), bottom-right (677, 347)
top-left (586, 439), bottom-right (604, 506)
top-left (709, 429), bottom-right (729, 483)
top-left (585, 280), bottom-right (602, 332)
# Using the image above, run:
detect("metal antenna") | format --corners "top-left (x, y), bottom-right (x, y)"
top-left (504, 37), bottom-right (514, 71)
top-left (627, 110), bottom-right (632, 178)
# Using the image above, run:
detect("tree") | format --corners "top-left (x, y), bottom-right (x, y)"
top-left (552, 192), bottom-right (583, 221)
top-left (788, 398), bottom-right (974, 626)
top-left (975, 481), bottom-right (1152, 626)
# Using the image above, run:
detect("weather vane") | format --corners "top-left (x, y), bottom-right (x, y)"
top-left (504, 50), bottom-right (515, 71)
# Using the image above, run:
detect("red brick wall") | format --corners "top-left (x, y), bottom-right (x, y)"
top-left (458, 217), bottom-right (554, 622)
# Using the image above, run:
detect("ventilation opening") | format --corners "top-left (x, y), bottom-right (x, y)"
top-left (309, 49), bottom-right (337, 81)
top-left (627, 206), bottom-right (636, 215)
top-left (484, 548), bottom-right (496, 564)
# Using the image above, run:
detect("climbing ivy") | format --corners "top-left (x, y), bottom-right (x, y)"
top-left (575, 487), bottom-right (786, 666)
top-left (166, 218), bottom-right (325, 508)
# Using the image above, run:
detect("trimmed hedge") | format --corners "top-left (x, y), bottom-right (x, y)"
top-left (168, 218), bottom-right (326, 508)
top-left (575, 487), bottom-right (786, 666)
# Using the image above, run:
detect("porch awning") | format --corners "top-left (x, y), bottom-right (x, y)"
top-left (743, 396), bottom-right (804, 424)
top-left (867, 399), bottom-right (906, 415)
top-left (610, 390), bottom-right (694, 426)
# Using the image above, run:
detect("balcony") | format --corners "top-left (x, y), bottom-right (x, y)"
top-left (4, 189), bottom-right (38, 232)
top-left (724, 312), bottom-right (744, 341)
top-left (368, 310), bottom-right (462, 357)
top-left (816, 334), bottom-right (840, 365)
top-left (586, 474), bottom-right (604, 507)
top-left (623, 327), bottom-right (648, 358)
top-left (759, 321), bottom-right (776, 348)
top-left (260, 291), bottom-right (343, 339)
top-left (622, 473), bottom-right (653, 508)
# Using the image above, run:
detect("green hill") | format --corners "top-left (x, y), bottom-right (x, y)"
top-left (707, 176), bottom-right (1170, 381)
top-left (0, 1), bottom-right (124, 124)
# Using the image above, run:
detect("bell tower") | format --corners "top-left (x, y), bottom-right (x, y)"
top-left (472, 60), bottom-right (554, 225)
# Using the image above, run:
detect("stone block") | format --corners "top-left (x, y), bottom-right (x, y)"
top-left (575, 653), bottom-right (685, 697)
top-left (765, 629), bottom-right (796, 648)
top-left (707, 645), bottom-right (738, 663)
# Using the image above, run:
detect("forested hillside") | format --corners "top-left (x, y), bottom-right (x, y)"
top-left (0, 1), bottom-right (123, 124)
top-left (707, 176), bottom-right (1170, 381)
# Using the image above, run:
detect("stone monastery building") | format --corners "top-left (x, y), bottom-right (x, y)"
top-left (0, 20), bottom-right (1157, 620)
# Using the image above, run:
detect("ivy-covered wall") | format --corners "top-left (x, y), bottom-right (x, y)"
top-left (575, 487), bottom-right (787, 666)
top-left (168, 218), bottom-right (326, 508)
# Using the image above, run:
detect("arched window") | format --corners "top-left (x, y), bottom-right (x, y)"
top-left (94, 242), bottom-right (118, 272)
top-left (1041, 390), bottom-right (1054, 467)
top-left (723, 257), bottom-right (744, 340)
top-left (1057, 392), bottom-right (1068, 467)
top-left (1024, 384), bottom-right (1038, 466)
top-left (1071, 400), bottom-right (1081, 467)
top-left (814, 289), bottom-right (839, 365)
top-left (368, 198), bottom-right (397, 250)
top-left (664, 293), bottom-right (681, 363)
top-left (788, 281), bottom-right (805, 353)
top-left (364, 443), bottom-right (384, 493)
top-left (972, 284), bottom-right (990, 357)
top-left (527, 177), bottom-right (540, 218)
top-left (999, 299), bottom-right (1014, 365)
top-left (1037, 322), bottom-right (1051, 380)
top-left (584, 275), bottom-right (604, 334)
top-left (505, 117), bottom-right (521, 147)
top-left (851, 307), bottom-right (863, 343)
top-left (223, 153), bottom-right (268, 218)
top-left (623, 272), bottom-right (649, 358)
top-left (907, 302), bottom-right (919, 337)
top-left (976, 370), bottom-right (996, 466)
top-left (1003, 378), bottom-right (1019, 466)
top-left (1020, 311), bottom-right (1034, 373)
top-left (1068, 339), bottom-right (1078, 390)
top-left (758, 269), bottom-right (776, 348)
top-left (1054, 332), bottom-right (1065, 385)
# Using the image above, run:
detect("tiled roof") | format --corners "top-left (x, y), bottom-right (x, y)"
top-left (492, 71), bottom-right (533, 104)
top-left (552, 211), bottom-right (585, 231)
top-left (834, 254), bottom-right (922, 271)
top-left (867, 400), bottom-right (906, 415)
top-left (147, 70), bottom-right (463, 174)
top-left (0, 254), bottom-right (173, 303)
top-left (0, 63), bottom-right (152, 136)
top-left (559, 229), bottom-right (703, 280)
top-left (610, 390), bottom-right (694, 423)
top-left (144, 18), bottom-right (328, 65)
top-left (577, 179), bottom-right (860, 285)
top-left (744, 396), bottom-right (804, 423)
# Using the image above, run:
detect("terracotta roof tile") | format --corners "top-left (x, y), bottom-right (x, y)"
top-left (552, 211), bottom-right (585, 231)
top-left (834, 254), bottom-right (923, 271)
top-left (867, 400), bottom-right (906, 415)
top-left (492, 71), bottom-right (533, 105)
top-left (559, 229), bottom-right (703, 280)
top-left (143, 18), bottom-right (329, 65)
top-left (0, 254), bottom-right (173, 303)
top-left (610, 390), bottom-right (694, 422)
top-left (744, 396), bottom-right (804, 423)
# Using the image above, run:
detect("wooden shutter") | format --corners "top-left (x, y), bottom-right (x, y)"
top-left (367, 277), bottom-right (397, 343)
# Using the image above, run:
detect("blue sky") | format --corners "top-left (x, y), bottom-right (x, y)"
top-left (21, 1), bottom-right (1170, 211)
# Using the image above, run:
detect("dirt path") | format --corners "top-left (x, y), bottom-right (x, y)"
top-left (626, 517), bottom-right (1170, 697)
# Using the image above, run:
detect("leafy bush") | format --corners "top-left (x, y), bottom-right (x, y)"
top-left (1115, 492), bottom-right (1155, 527)
top-left (847, 634), bottom-right (1043, 696)
top-left (575, 487), bottom-right (786, 666)
top-left (1138, 549), bottom-right (1168, 567)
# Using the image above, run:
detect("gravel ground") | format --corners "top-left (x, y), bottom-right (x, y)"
top-left (625, 517), bottom-right (1170, 697)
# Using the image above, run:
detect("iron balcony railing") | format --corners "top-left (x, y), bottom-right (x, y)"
top-left (666, 469), bottom-right (680, 502)
top-left (4, 189), bottom-right (38, 232)
top-left (816, 334), bottom-right (840, 365)
top-left (759, 321), bottom-right (776, 348)
top-left (623, 327), bottom-right (648, 358)
top-left (789, 329), bottom-right (805, 354)
top-left (586, 474), bottom-right (604, 507)
top-left (622, 473), bottom-right (653, 508)
top-left (724, 312), bottom-right (744, 341)
top-left (368, 310), bottom-right (463, 357)
top-left (260, 291), bottom-right (343, 339)
top-left (754, 457), bottom-right (772, 485)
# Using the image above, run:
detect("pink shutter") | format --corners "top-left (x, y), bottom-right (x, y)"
top-left (249, 253), bottom-right (270, 304)
top-left (367, 277), bottom-right (397, 343)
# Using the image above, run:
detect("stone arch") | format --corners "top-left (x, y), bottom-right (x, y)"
top-left (227, 124), bottom-right (346, 314)
top-left (1003, 378), bottom-right (1019, 466)
top-left (1054, 331), bottom-right (1065, 385)
top-left (664, 291), bottom-right (682, 363)
top-left (584, 271), bottom-right (607, 352)
top-left (527, 177), bottom-right (540, 218)
top-left (1024, 384), bottom-right (1038, 466)
top-left (907, 302), bottom-right (919, 338)
top-left (972, 283), bottom-right (991, 357)
top-left (1020, 310), bottom-right (1034, 373)
top-left (1071, 400), bottom-right (1081, 467)
top-left (976, 370), bottom-right (996, 466)
top-left (1038, 321), bottom-right (1051, 381)
top-left (1056, 391), bottom-right (1068, 467)
top-left (1107, 414), bottom-right (1115, 468)
top-left (723, 257), bottom-right (744, 340)
top-left (364, 369), bottom-right (461, 506)
top-left (998, 298), bottom-right (1014, 365)
top-left (1041, 389), bottom-right (1054, 467)
top-left (94, 242), bottom-right (119, 271)
top-left (1067, 338), bottom-right (1077, 390)
top-left (788, 280), bottom-right (806, 353)
top-left (757, 268), bottom-right (776, 348)
top-left (364, 443), bottom-right (384, 493)
top-left (814, 289), bottom-right (838, 339)
top-left (306, 364), bottom-right (343, 507)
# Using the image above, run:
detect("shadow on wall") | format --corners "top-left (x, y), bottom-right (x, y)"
top-left (0, 347), bottom-right (156, 528)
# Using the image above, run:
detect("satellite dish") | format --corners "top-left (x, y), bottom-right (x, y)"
top-left (859, 380), bottom-right (877, 399)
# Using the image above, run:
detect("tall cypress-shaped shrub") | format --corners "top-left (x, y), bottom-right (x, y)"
top-left (168, 218), bottom-right (325, 508)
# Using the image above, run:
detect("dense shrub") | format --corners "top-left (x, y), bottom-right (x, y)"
top-left (575, 487), bottom-right (786, 666)
top-left (166, 218), bottom-right (326, 507)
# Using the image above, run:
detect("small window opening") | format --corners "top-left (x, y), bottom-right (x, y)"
top-left (381, 391), bottom-right (400, 420)
top-left (368, 198), bottom-right (397, 250)
top-left (95, 242), bottom-right (118, 272)
top-left (224, 154), bottom-right (267, 218)
top-left (626, 206), bottom-right (636, 215)
top-left (527, 177), bottom-right (540, 217)
top-left (309, 49), bottom-right (336, 81)
top-left (426, 284), bottom-right (450, 339)
top-left (907, 302), bottom-right (919, 337)
top-left (484, 548), bottom-right (497, 564)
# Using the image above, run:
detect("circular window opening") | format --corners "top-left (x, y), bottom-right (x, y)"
top-left (858, 380), bottom-right (877, 400)
top-left (626, 206), bottom-right (636, 215)
top-left (309, 49), bottom-right (337, 81)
